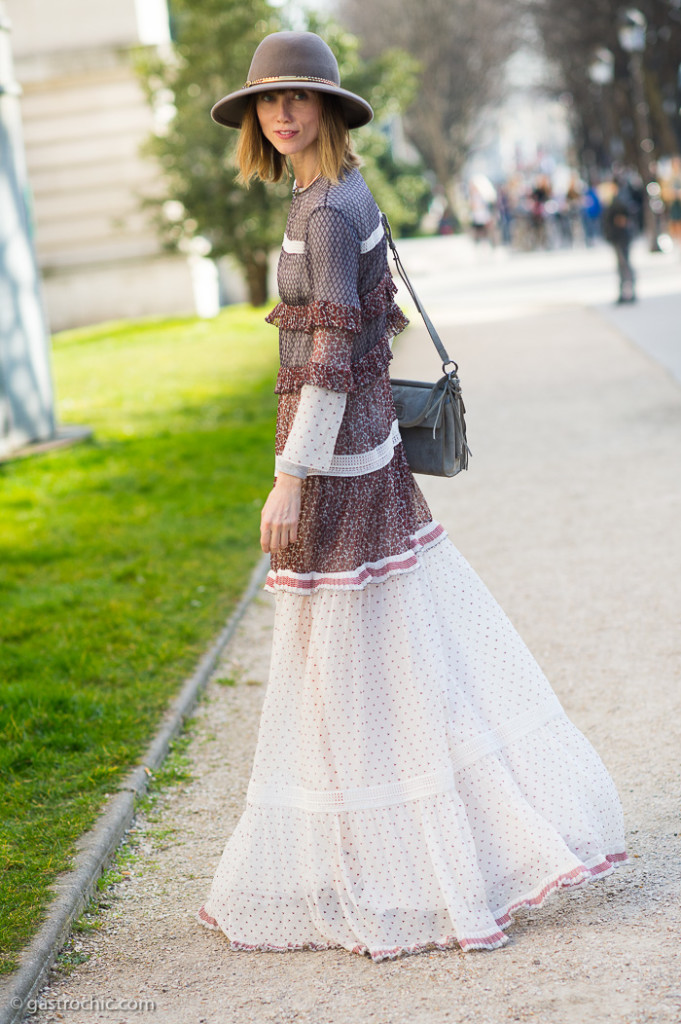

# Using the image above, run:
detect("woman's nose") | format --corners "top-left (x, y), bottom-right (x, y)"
top-left (275, 96), bottom-right (292, 122)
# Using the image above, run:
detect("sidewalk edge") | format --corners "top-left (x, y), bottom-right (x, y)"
top-left (0, 554), bottom-right (270, 1024)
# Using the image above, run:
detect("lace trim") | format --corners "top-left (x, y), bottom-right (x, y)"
top-left (264, 521), bottom-right (447, 594)
top-left (265, 269), bottom-right (403, 335)
top-left (275, 336), bottom-right (393, 395)
top-left (451, 697), bottom-right (564, 773)
top-left (307, 420), bottom-right (401, 478)
top-left (248, 765), bottom-right (453, 813)
top-left (246, 698), bottom-right (564, 811)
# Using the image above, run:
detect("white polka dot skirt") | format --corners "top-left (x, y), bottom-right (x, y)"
top-left (198, 539), bottom-right (628, 961)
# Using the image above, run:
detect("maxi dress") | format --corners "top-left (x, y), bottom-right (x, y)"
top-left (198, 168), bottom-right (628, 961)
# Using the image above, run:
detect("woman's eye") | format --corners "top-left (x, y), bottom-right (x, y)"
top-left (293, 90), bottom-right (309, 100)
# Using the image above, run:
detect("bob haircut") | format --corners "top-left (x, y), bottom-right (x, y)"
top-left (236, 92), bottom-right (361, 187)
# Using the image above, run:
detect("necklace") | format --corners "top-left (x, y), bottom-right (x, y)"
top-left (292, 172), bottom-right (322, 197)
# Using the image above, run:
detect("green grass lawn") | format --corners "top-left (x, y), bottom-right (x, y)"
top-left (0, 306), bottom-right (278, 974)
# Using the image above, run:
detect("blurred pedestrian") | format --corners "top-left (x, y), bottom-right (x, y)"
top-left (581, 181), bottom-right (602, 246)
top-left (605, 179), bottom-right (637, 304)
top-left (437, 203), bottom-right (457, 235)
top-left (668, 170), bottom-right (681, 244)
top-left (669, 191), bottom-right (681, 244)
top-left (468, 178), bottom-right (495, 243)
top-left (529, 177), bottom-right (550, 248)
top-left (496, 184), bottom-right (513, 245)
top-left (563, 177), bottom-right (583, 246)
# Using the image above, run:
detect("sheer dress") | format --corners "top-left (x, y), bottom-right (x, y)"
top-left (198, 169), bottom-right (628, 961)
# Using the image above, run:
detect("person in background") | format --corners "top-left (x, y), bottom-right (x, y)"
top-left (605, 176), bottom-right (638, 304)
top-left (496, 184), bottom-right (513, 246)
top-left (529, 176), bottom-right (550, 248)
top-left (666, 158), bottom-right (681, 245)
top-left (582, 180), bottom-right (602, 246)
top-left (669, 188), bottom-right (681, 244)
top-left (469, 181), bottom-right (493, 243)
top-left (563, 177), bottom-right (583, 247)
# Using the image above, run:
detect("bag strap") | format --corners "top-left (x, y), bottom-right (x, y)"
top-left (381, 212), bottom-right (458, 375)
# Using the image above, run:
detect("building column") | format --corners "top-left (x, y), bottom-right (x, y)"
top-left (0, 2), bottom-right (55, 457)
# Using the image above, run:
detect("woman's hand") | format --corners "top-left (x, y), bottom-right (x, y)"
top-left (260, 473), bottom-right (303, 553)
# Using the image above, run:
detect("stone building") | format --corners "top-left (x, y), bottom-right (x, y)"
top-left (7, 0), bottom-right (232, 330)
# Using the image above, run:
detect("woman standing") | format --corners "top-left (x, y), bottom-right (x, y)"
top-left (198, 31), bottom-right (628, 961)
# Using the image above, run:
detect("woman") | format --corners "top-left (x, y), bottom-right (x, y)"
top-left (198, 31), bottom-right (628, 961)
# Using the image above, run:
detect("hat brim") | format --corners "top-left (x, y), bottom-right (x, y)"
top-left (211, 80), bottom-right (373, 130)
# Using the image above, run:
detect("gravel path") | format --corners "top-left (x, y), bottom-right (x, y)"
top-left (24, 301), bottom-right (681, 1024)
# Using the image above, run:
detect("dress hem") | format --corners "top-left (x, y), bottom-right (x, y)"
top-left (197, 850), bottom-right (629, 962)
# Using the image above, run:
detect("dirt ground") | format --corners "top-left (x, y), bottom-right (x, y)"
top-left (23, 304), bottom-right (681, 1024)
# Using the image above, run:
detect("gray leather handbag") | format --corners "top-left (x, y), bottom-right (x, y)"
top-left (382, 214), bottom-right (471, 478)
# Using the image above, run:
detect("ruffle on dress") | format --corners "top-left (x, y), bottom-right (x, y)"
top-left (266, 520), bottom-right (446, 593)
top-left (275, 336), bottom-right (394, 395)
top-left (198, 541), bottom-right (629, 961)
top-left (267, 445), bottom-right (434, 592)
top-left (265, 268), bottom-right (407, 336)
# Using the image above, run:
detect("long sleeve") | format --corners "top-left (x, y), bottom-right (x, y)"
top-left (267, 180), bottom-right (411, 488)
top-left (273, 206), bottom-right (359, 478)
top-left (302, 207), bottom-right (361, 392)
top-left (275, 384), bottom-right (347, 478)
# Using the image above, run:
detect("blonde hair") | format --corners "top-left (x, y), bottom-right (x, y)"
top-left (236, 92), bottom-right (361, 187)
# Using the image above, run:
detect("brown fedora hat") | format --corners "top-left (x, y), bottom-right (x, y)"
top-left (211, 31), bottom-right (373, 130)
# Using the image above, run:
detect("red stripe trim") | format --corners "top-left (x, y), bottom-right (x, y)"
top-left (265, 523), bottom-right (446, 593)
top-left (493, 855), bottom-right (629, 929)
top-left (197, 906), bottom-right (218, 928)
top-left (364, 852), bottom-right (630, 958)
top-left (198, 851), bottom-right (628, 960)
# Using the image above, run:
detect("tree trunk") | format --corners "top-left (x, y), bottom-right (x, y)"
top-left (243, 254), bottom-right (269, 307)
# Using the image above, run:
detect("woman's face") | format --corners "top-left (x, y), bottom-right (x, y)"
top-left (256, 88), bottom-right (321, 161)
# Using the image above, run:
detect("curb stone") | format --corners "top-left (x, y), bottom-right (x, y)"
top-left (0, 555), bottom-right (270, 1024)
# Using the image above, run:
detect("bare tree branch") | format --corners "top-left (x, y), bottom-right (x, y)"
top-left (340, 0), bottom-right (520, 200)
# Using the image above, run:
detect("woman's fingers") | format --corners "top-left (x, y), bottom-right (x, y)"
top-left (261, 530), bottom-right (291, 553)
top-left (260, 476), bottom-right (302, 553)
top-left (261, 517), bottom-right (293, 553)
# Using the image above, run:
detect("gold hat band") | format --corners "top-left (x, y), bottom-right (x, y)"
top-left (244, 74), bottom-right (338, 88)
